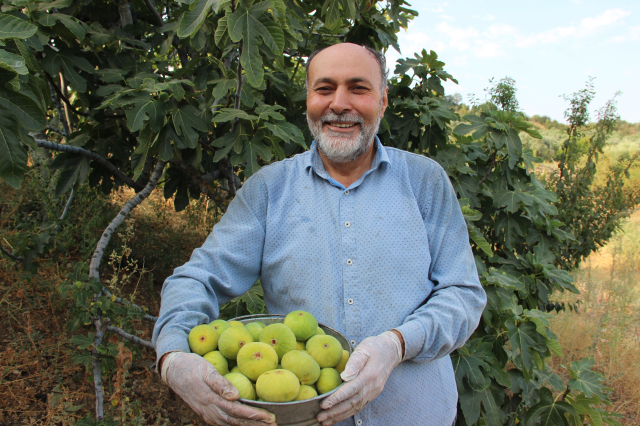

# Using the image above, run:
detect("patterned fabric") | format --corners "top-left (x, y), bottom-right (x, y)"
top-left (153, 137), bottom-right (486, 426)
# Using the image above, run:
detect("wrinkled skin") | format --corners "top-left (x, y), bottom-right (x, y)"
top-left (317, 334), bottom-right (401, 426)
top-left (164, 352), bottom-right (277, 426)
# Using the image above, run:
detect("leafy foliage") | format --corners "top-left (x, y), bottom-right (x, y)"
top-left (0, 0), bottom-right (622, 424)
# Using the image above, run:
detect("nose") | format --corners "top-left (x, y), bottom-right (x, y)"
top-left (329, 85), bottom-right (351, 115)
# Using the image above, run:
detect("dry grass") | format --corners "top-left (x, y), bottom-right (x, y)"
top-left (549, 209), bottom-right (640, 425)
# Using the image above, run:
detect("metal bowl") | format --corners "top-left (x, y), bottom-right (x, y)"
top-left (231, 314), bottom-right (352, 426)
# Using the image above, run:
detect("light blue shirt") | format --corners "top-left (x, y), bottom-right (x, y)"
top-left (153, 138), bottom-right (486, 426)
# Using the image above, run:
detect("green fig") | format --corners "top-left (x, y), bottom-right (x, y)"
top-left (237, 342), bottom-right (278, 381)
top-left (284, 311), bottom-right (318, 341)
top-left (256, 369), bottom-right (300, 402)
top-left (218, 326), bottom-right (254, 359)
top-left (188, 324), bottom-right (219, 356)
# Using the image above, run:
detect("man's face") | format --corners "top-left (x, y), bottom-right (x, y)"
top-left (306, 44), bottom-right (388, 163)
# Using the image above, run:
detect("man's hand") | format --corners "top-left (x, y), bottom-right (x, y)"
top-left (317, 332), bottom-right (402, 426)
top-left (163, 352), bottom-right (277, 426)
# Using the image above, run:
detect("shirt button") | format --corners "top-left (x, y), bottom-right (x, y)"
top-left (350, 340), bottom-right (356, 346)
top-left (345, 190), bottom-right (350, 195)
top-left (347, 298), bottom-right (354, 305)
top-left (344, 221), bottom-right (350, 228)
top-left (346, 259), bottom-right (353, 266)
top-left (356, 420), bottom-right (363, 426)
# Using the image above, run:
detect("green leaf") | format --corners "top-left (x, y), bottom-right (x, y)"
top-left (494, 189), bottom-right (534, 213)
top-left (468, 224), bottom-right (493, 256)
top-left (39, 13), bottom-right (87, 40)
top-left (568, 359), bottom-right (608, 400)
top-left (133, 126), bottom-right (158, 180)
top-left (484, 268), bottom-right (526, 293)
top-left (244, 131), bottom-right (272, 177)
top-left (69, 333), bottom-right (95, 350)
top-left (0, 15), bottom-right (38, 39)
top-left (211, 77), bottom-right (237, 100)
top-left (451, 341), bottom-right (491, 391)
top-left (264, 121), bottom-right (306, 148)
top-left (506, 321), bottom-right (547, 374)
top-left (255, 104), bottom-right (285, 121)
top-left (566, 394), bottom-right (603, 426)
top-left (126, 100), bottom-right (168, 132)
top-left (173, 105), bottom-right (207, 148)
top-left (55, 156), bottom-right (90, 195)
top-left (453, 114), bottom-right (490, 140)
top-left (525, 387), bottom-right (576, 426)
top-left (212, 108), bottom-right (258, 123)
top-left (41, 47), bottom-right (94, 93)
top-left (0, 125), bottom-right (27, 188)
top-left (228, 2), bottom-right (284, 87)
top-left (321, 0), bottom-right (341, 28)
top-left (177, 0), bottom-right (221, 38)
top-left (0, 49), bottom-right (28, 75)
top-left (0, 85), bottom-right (46, 131)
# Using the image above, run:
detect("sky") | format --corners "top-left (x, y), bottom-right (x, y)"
top-left (385, 0), bottom-right (640, 123)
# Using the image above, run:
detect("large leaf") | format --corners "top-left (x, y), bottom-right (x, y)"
top-left (244, 131), bottom-right (273, 177)
top-left (568, 359), bottom-right (608, 400)
top-left (0, 49), bottom-right (28, 75)
top-left (173, 105), bottom-right (207, 148)
top-left (0, 86), bottom-right (46, 131)
top-left (525, 387), bottom-right (575, 426)
top-left (41, 47), bottom-right (94, 92)
top-left (506, 321), bottom-right (547, 374)
top-left (39, 13), bottom-right (88, 40)
top-left (228, 2), bottom-right (284, 87)
top-left (126, 100), bottom-right (168, 132)
top-left (177, 0), bottom-right (221, 38)
top-left (0, 15), bottom-right (38, 39)
top-left (264, 121), bottom-right (306, 148)
top-left (0, 125), bottom-right (27, 188)
top-left (451, 340), bottom-right (491, 391)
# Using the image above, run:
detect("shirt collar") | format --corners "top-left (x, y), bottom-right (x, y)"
top-left (306, 136), bottom-right (390, 181)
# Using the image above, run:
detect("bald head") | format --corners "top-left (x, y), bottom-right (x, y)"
top-left (305, 43), bottom-right (388, 94)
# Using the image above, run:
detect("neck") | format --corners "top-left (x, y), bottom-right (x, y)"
top-left (317, 139), bottom-right (377, 188)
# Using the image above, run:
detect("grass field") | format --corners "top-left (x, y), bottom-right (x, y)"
top-left (549, 209), bottom-right (640, 425)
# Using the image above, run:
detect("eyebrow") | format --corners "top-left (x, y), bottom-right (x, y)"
top-left (312, 77), bottom-right (374, 87)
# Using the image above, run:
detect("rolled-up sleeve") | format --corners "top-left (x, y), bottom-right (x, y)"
top-left (152, 173), bottom-right (269, 359)
top-left (395, 168), bottom-right (486, 362)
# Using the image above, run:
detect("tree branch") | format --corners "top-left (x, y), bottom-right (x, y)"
top-left (143, 0), bottom-right (164, 26)
top-left (106, 326), bottom-right (155, 349)
top-left (47, 81), bottom-right (71, 135)
top-left (45, 73), bottom-right (90, 117)
top-left (478, 150), bottom-right (498, 186)
top-left (101, 287), bottom-right (158, 322)
top-left (92, 317), bottom-right (110, 421)
top-left (0, 241), bottom-right (23, 262)
top-left (89, 161), bottom-right (165, 281)
top-left (35, 139), bottom-right (142, 192)
top-left (46, 125), bottom-right (68, 138)
top-left (53, 188), bottom-right (75, 234)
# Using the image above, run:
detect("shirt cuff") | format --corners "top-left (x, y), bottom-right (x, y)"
top-left (394, 320), bottom-right (426, 361)
top-left (154, 328), bottom-right (191, 364)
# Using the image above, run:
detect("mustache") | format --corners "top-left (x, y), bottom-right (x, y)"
top-left (318, 112), bottom-right (365, 125)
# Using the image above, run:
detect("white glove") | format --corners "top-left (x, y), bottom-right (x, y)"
top-left (162, 352), bottom-right (277, 426)
top-left (317, 332), bottom-right (403, 426)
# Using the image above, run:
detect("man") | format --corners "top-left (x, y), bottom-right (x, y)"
top-left (153, 43), bottom-right (486, 426)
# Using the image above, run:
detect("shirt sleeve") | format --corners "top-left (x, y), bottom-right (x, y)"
top-left (152, 173), bottom-right (269, 359)
top-left (395, 167), bottom-right (486, 363)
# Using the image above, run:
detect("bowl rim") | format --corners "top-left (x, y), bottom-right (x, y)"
top-left (230, 313), bottom-right (350, 406)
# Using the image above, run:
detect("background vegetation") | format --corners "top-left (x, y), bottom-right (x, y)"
top-left (1, 1), bottom-right (639, 425)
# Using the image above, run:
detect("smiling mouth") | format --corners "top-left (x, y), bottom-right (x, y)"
top-left (326, 122), bottom-right (358, 128)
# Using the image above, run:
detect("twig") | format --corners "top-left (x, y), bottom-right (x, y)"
top-left (46, 125), bottom-right (68, 138)
top-left (478, 150), bottom-right (498, 186)
top-left (101, 288), bottom-right (158, 322)
top-left (47, 81), bottom-right (71, 135)
top-left (60, 73), bottom-right (74, 132)
top-left (35, 139), bottom-right (142, 192)
top-left (230, 41), bottom-right (243, 135)
top-left (91, 317), bottom-right (110, 421)
top-left (106, 326), bottom-right (155, 349)
top-left (89, 161), bottom-right (166, 281)
top-left (53, 188), bottom-right (75, 234)
top-left (0, 242), bottom-right (23, 262)
top-left (143, 0), bottom-right (163, 26)
top-left (44, 73), bottom-right (90, 117)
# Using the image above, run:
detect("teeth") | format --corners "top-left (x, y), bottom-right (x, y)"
top-left (330, 123), bottom-right (355, 128)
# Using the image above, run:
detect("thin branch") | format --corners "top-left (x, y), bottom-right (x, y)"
top-left (45, 73), bottom-right (90, 117)
top-left (47, 81), bottom-right (71, 136)
top-left (291, 19), bottom-right (317, 82)
top-left (478, 150), bottom-right (498, 186)
top-left (143, 0), bottom-right (164, 26)
top-left (230, 41), bottom-right (243, 135)
top-left (106, 326), bottom-right (155, 349)
top-left (60, 73), bottom-right (74, 132)
top-left (101, 288), bottom-right (158, 322)
top-left (91, 317), bottom-right (110, 421)
top-left (46, 125), bottom-right (68, 138)
top-left (89, 161), bottom-right (166, 281)
top-left (35, 139), bottom-right (142, 192)
top-left (53, 188), bottom-right (75, 234)
top-left (0, 242), bottom-right (23, 262)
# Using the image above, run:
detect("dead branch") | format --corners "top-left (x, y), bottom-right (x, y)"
top-left (106, 326), bottom-right (155, 349)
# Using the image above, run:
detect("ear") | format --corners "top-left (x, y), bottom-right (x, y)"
top-left (380, 87), bottom-right (389, 117)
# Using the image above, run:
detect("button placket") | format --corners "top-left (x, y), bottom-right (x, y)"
top-left (341, 186), bottom-right (361, 357)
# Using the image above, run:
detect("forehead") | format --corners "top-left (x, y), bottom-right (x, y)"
top-left (308, 44), bottom-right (381, 86)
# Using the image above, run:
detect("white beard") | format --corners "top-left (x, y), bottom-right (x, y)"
top-left (307, 109), bottom-right (382, 163)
